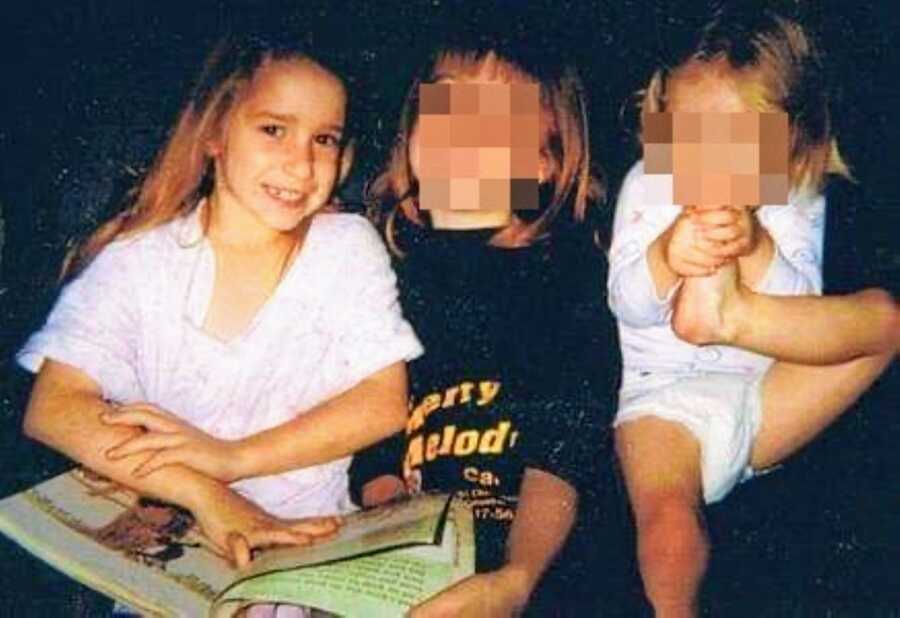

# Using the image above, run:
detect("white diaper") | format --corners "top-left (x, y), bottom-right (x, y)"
top-left (615, 370), bottom-right (765, 504)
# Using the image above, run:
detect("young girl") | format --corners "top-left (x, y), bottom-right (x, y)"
top-left (17, 33), bottom-right (422, 569)
top-left (351, 41), bottom-right (621, 616)
top-left (608, 9), bottom-right (898, 617)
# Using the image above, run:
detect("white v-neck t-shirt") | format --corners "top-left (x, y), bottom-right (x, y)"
top-left (18, 209), bottom-right (423, 518)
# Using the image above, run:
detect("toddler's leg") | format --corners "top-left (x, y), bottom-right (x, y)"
top-left (616, 417), bottom-right (706, 618)
top-left (752, 352), bottom-right (893, 469)
top-left (672, 262), bottom-right (898, 364)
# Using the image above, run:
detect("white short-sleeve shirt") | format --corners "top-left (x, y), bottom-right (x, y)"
top-left (18, 208), bottom-right (423, 518)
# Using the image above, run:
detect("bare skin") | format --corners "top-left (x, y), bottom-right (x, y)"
top-left (673, 259), bottom-right (899, 363)
top-left (616, 418), bottom-right (706, 618)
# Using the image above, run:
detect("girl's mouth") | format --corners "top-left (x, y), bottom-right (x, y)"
top-left (263, 183), bottom-right (306, 204)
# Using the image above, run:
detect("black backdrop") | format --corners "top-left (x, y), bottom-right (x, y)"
top-left (1, 1), bottom-right (898, 615)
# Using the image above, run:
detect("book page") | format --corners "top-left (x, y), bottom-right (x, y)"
top-left (239, 493), bottom-right (451, 579)
top-left (0, 470), bottom-right (469, 617)
top-left (0, 469), bottom-right (232, 617)
top-left (216, 501), bottom-right (475, 617)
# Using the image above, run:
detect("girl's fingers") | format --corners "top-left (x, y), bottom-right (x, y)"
top-left (246, 527), bottom-right (313, 550)
top-left (116, 402), bottom-right (177, 420)
top-left (132, 445), bottom-right (198, 477)
top-left (106, 432), bottom-right (184, 460)
top-left (291, 516), bottom-right (342, 537)
top-left (102, 408), bottom-right (180, 433)
top-left (226, 532), bottom-right (252, 569)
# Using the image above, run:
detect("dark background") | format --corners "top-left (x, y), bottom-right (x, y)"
top-left (0, 1), bottom-right (897, 615)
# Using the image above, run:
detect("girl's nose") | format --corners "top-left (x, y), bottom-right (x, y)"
top-left (283, 141), bottom-right (314, 179)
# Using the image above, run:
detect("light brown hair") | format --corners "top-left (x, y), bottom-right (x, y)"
top-left (368, 46), bottom-right (603, 253)
top-left (63, 35), bottom-right (352, 279)
top-left (639, 8), bottom-right (849, 192)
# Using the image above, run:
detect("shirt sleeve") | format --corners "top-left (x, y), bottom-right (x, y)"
top-left (754, 192), bottom-right (825, 296)
top-left (515, 398), bottom-right (612, 494)
top-left (607, 161), bottom-right (682, 328)
top-left (16, 241), bottom-right (142, 402)
top-left (332, 217), bottom-right (424, 386)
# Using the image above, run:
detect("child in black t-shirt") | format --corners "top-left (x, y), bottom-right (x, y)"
top-left (351, 39), bottom-right (621, 617)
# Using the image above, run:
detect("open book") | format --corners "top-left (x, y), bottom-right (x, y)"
top-left (0, 469), bottom-right (474, 617)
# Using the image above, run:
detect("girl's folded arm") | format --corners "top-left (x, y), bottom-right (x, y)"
top-left (23, 359), bottom-right (211, 510)
top-left (232, 361), bottom-right (409, 479)
top-left (22, 359), bottom-right (334, 562)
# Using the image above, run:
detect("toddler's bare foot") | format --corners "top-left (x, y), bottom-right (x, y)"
top-left (672, 260), bottom-right (745, 345)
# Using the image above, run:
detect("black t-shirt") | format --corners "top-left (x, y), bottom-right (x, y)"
top-left (350, 220), bottom-right (620, 572)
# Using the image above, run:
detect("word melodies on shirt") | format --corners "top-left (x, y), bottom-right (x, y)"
top-left (406, 380), bottom-right (502, 435)
top-left (403, 420), bottom-right (519, 478)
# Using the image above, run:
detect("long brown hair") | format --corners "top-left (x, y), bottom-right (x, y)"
top-left (368, 45), bottom-right (604, 254)
top-left (638, 6), bottom-right (849, 193)
top-left (63, 34), bottom-right (351, 279)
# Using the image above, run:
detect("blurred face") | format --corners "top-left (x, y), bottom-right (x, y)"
top-left (208, 58), bottom-right (347, 235)
top-left (408, 52), bottom-right (554, 228)
top-left (642, 61), bottom-right (789, 207)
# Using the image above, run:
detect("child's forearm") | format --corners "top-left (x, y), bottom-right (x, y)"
top-left (500, 468), bottom-right (578, 603)
top-left (646, 225), bottom-right (682, 300)
top-left (24, 360), bottom-right (229, 515)
top-left (232, 362), bottom-right (408, 480)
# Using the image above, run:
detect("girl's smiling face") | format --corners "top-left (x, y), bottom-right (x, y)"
top-left (208, 58), bottom-right (348, 237)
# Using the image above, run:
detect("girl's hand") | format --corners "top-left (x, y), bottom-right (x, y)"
top-left (408, 569), bottom-right (531, 618)
top-left (692, 205), bottom-right (759, 260)
top-left (102, 403), bottom-right (246, 482)
top-left (190, 483), bottom-right (341, 568)
top-left (664, 208), bottom-right (728, 277)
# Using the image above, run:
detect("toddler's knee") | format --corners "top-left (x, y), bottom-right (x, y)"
top-left (859, 288), bottom-right (899, 354)
top-left (635, 496), bottom-right (707, 560)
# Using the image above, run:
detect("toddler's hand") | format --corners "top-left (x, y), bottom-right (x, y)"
top-left (692, 205), bottom-right (759, 260)
top-left (664, 207), bottom-right (728, 277)
top-left (361, 474), bottom-right (408, 508)
top-left (102, 403), bottom-right (246, 482)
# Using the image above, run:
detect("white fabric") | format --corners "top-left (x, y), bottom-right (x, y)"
top-left (608, 161), bottom-right (824, 502)
top-left (615, 370), bottom-right (764, 503)
top-left (18, 208), bottom-right (423, 518)
top-left (608, 161), bottom-right (825, 379)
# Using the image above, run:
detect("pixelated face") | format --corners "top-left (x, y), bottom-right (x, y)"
top-left (642, 66), bottom-right (789, 207)
top-left (409, 53), bottom-right (544, 216)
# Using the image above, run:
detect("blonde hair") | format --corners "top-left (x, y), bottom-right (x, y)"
top-left (63, 35), bottom-right (351, 279)
top-left (368, 46), bottom-right (603, 254)
top-left (639, 8), bottom-right (849, 192)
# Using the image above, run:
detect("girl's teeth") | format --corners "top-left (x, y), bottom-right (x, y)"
top-left (266, 185), bottom-right (301, 201)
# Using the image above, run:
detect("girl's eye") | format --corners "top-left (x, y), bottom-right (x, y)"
top-left (261, 125), bottom-right (286, 139)
top-left (314, 134), bottom-right (342, 148)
